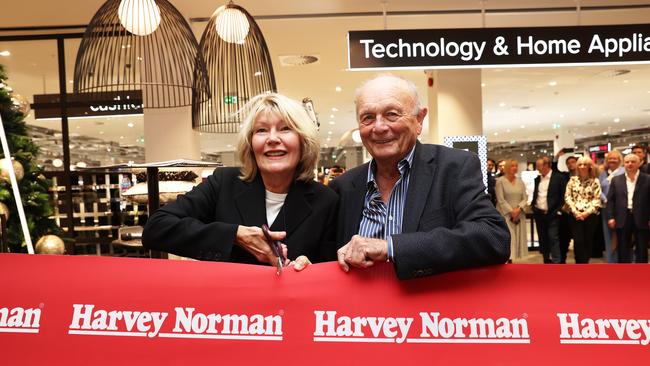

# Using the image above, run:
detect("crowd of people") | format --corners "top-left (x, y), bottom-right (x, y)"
top-left (488, 145), bottom-right (650, 264)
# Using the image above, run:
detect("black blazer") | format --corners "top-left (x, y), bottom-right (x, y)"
top-left (531, 171), bottom-right (568, 216)
top-left (606, 172), bottom-right (650, 229)
top-left (329, 142), bottom-right (510, 280)
top-left (142, 167), bottom-right (339, 264)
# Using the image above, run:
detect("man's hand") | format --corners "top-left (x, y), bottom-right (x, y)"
top-left (235, 226), bottom-right (288, 266)
top-left (608, 219), bottom-right (616, 229)
top-left (337, 235), bottom-right (388, 272)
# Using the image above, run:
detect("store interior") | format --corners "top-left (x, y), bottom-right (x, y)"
top-left (0, 0), bottom-right (649, 258)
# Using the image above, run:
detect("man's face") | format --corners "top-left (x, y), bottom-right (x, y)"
top-left (632, 147), bottom-right (646, 163)
top-left (536, 159), bottom-right (549, 176)
top-left (624, 154), bottom-right (640, 175)
top-left (606, 155), bottom-right (621, 171)
top-left (487, 160), bottom-right (495, 172)
top-left (497, 161), bottom-right (505, 173)
top-left (356, 77), bottom-right (426, 165)
top-left (566, 157), bottom-right (577, 172)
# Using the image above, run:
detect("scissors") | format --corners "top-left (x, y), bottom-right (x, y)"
top-left (261, 224), bottom-right (285, 275)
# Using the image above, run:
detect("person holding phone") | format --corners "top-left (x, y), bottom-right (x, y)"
top-left (495, 159), bottom-right (528, 261)
top-left (143, 93), bottom-right (338, 270)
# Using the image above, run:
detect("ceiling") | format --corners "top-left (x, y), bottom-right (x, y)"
top-left (2, 0), bottom-right (650, 160)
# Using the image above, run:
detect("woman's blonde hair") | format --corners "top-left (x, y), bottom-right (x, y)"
top-left (237, 93), bottom-right (320, 182)
top-left (504, 159), bottom-right (519, 173)
top-left (576, 156), bottom-right (598, 179)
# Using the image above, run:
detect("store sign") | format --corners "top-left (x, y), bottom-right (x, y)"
top-left (2, 254), bottom-right (650, 364)
top-left (348, 24), bottom-right (650, 69)
top-left (31, 91), bottom-right (143, 119)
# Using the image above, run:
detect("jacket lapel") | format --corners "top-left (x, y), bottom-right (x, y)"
top-left (345, 167), bottom-right (368, 241)
top-left (278, 181), bottom-right (312, 236)
top-left (403, 142), bottom-right (435, 233)
top-left (234, 174), bottom-right (267, 227)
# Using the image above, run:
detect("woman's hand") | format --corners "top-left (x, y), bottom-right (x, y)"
top-left (235, 225), bottom-right (287, 265)
top-left (290, 255), bottom-right (312, 272)
top-left (510, 207), bottom-right (521, 222)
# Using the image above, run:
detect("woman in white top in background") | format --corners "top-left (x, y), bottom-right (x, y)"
top-left (495, 159), bottom-right (528, 261)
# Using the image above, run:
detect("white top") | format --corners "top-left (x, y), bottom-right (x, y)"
top-left (265, 190), bottom-right (288, 226)
top-left (536, 170), bottom-right (552, 211)
top-left (625, 171), bottom-right (639, 210)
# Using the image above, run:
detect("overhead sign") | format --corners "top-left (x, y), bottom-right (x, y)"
top-left (2, 253), bottom-right (650, 364)
top-left (31, 91), bottom-right (143, 119)
top-left (348, 24), bottom-right (650, 70)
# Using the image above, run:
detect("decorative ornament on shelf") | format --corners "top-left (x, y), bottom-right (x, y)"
top-left (11, 94), bottom-right (30, 116)
top-left (35, 235), bottom-right (66, 255)
top-left (0, 159), bottom-right (24, 182)
top-left (0, 202), bottom-right (9, 221)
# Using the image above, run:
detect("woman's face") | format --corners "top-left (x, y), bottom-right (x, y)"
top-left (508, 163), bottom-right (518, 176)
top-left (251, 112), bottom-right (301, 179)
top-left (577, 161), bottom-right (590, 178)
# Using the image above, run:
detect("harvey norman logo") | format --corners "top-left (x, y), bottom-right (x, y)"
top-left (68, 304), bottom-right (282, 341)
top-left (313, 311), bottom-right (529, 344)
top-left (558, 313), bottom-right (650, 345)
top-left (0, 306), bottom-right (41, 334)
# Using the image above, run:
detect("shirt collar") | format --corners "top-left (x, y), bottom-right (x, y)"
top-left (626, 170), bottom-right (639, 181)
top-left (366, 144), bottom-right (416, 186)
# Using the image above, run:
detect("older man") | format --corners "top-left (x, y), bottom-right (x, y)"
top-left (606, 153), bottom-right (650, 263)
top-left (329, 74), bottom-right (510, 280)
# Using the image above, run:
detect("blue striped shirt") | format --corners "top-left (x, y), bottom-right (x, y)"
top-left (358, 145), bottom-right (416, 261)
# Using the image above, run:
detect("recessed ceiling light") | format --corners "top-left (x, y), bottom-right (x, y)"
top-left (580, 107), bottom-right (587, 112)
top-left (493, 132), bottom-right (498, 136)
top-left (328, 131), bottom-right (333, 135)
top-left (498, 102), bottom-right (505, 107)
top-left (548, 81), bottom-right (557, 86)
top-left (602, 132), bottom-right (608, 135)
top-left (0, 51), bottom-right (10, 57)
top-left (330, 114), bottom-right (335, 118)
top-left (331, 107), bottom-right (338, 112)
top-left (613, 118), bottom-right (620, 123)
top-left (520, 125), bottom-right (525, 129)
top-left (335, 86), bottom-right (342, 92)
top-left (99, 131), bottom-right (104, 135)
top-left (559, 114), bottom-right (565, 118)
top-left (127, 122), bottom-right (134, 127)
top-left (120, 136), bottom-right (124, 139)
top-left (622, 128), bottom-right (626, 132)
top-left (481, 83), bottom-right (486, 87)
top-left (623, 80), bottom-right (629, 83)
top-left (506, 129), bottom-right (511, 133)
top-left (328, 121), bottom-right (335, 125)
top-left (227, 144), bottom-right (233, 148)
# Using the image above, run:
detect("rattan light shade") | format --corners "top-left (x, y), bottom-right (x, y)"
top-left (192, 2), bottom-right (277, 133)
top-left (74, 0), bottom-right (210, 108)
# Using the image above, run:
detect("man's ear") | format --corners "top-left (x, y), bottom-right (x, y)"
top-left (416, 107), bottom-right (428, 134)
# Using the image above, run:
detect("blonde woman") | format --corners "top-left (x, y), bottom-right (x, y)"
top-left (143, 93), bottom-right (338, 269)
top-left (565, 156), bottom-right (602, 264)
top-left (495, 159), bottom-right (528, 261)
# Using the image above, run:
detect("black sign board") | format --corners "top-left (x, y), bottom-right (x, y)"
top-left (348, 24), bottom-right (650, 69)
top-left (31, 91), bottom-right (143, 119)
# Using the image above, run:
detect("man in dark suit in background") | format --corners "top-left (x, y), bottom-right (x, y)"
top-left (607, 153), bottom-right (650, 263)
top-left (531, 157), bottom-right (568, 264)
top-left (330, 74), bottom-right (510, 280)
top-left (632, 145), bottom-right (650, 175)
